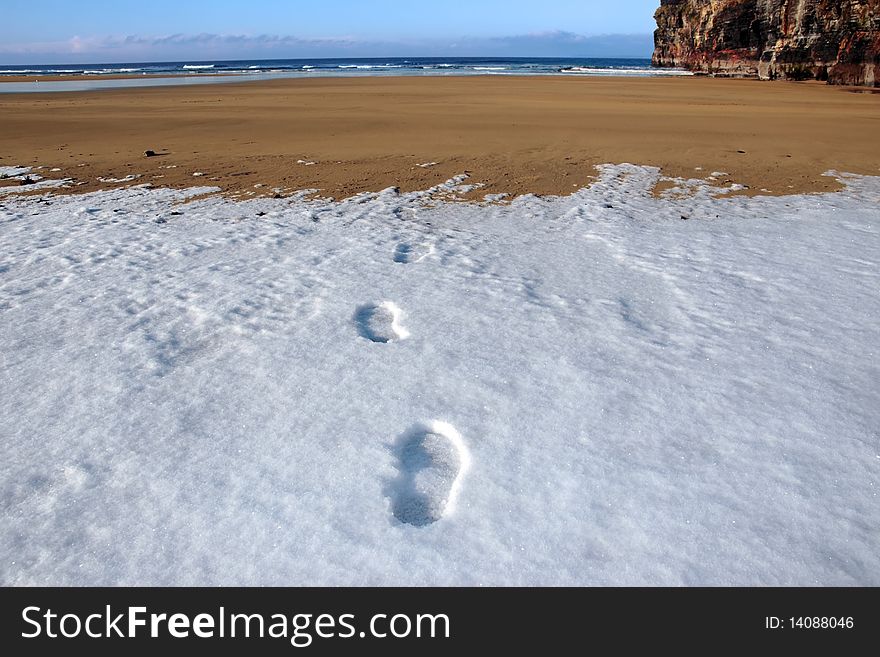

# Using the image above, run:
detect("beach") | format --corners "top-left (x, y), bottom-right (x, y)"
top-left (2, 72), bottom-right (879, 587)
top-left (1, 75), bottom-right (878, 198)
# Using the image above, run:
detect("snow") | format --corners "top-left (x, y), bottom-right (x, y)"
top-left (390, 420), bottom-right (470, 527)
top-left (0, 166), bottom-right (71, 193)
top-left (0, 166), bottom-right (34, 179)
top-left (354, 301), bottom-right (410, 343)
top-left (97, 174), bottom-right (141, 183)
top-left (0, 164), bottom-right (878, 586)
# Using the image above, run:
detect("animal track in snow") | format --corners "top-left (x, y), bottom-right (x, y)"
top-left (354, 301), bottom-right (409, 343)
top-left (393, 242), bottom-right (434, 264)
top-left (389, 421), bottom-right (469, 527)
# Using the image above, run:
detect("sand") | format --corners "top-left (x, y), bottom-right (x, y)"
top-left (1, 75), bottom-right (878, 198)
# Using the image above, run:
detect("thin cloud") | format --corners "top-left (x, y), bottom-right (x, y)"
top-left (480, 30), bottom-right (651, 56)
top-left (0, 31), bottom-right (653, 63)
top-left (0, 33), bottom-right (358, 53)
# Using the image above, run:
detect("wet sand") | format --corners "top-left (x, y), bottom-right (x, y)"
top-left (1, 75), bottom-right (878, 198)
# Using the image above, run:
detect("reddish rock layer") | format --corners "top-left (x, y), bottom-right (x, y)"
top-left (653, 0), bottom-right (880, 86)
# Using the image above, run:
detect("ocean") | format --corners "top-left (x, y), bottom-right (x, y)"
top-left (0, 57), bottom-right (691, 93)
top-left (0, 56), bottom-right (693, 79)
top-left (0, 57), bottom-right (689, 91)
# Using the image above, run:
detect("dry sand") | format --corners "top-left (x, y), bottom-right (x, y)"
top-left (1, 75), bottom-right (878, 199)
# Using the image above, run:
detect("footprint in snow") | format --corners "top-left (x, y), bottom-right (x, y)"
top-left (389, 421), bottom-right (469, 527)
top-left (393, 242), bottom-right (434, 264)
top-left (354, 301), bottom-right (409, 343)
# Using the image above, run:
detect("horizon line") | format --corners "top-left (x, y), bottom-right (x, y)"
top-left (0, 54), bottom-right (655, 68)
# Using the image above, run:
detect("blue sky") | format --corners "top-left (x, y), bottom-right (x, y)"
top-left (0, 1), bottom-right (660, 64)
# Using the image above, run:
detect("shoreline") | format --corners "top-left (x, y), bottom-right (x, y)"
top-left (0, 72), bottom-right (235, 83)
top-left (1, 75), bottom-right (877, 199)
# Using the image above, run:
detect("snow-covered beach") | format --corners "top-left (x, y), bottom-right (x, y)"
top-left (2, 164), bottom-right (877, 586)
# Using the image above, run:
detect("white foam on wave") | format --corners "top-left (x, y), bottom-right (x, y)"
top-left (561, 66), bottom-right (693, 76)
top-left (336, 64), bottom-right (403, 70)
top-left (182, 64), bottom-right (215, 70)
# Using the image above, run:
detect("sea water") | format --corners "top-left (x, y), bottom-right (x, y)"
top-left (0, 57), bottom-right (690, 93)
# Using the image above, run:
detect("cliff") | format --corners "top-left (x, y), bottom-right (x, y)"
top-left (653, 0), bottom-right (880, 86)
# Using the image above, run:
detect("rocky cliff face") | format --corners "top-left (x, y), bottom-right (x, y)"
top-left (653, 0), bottom-right (880, 86)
